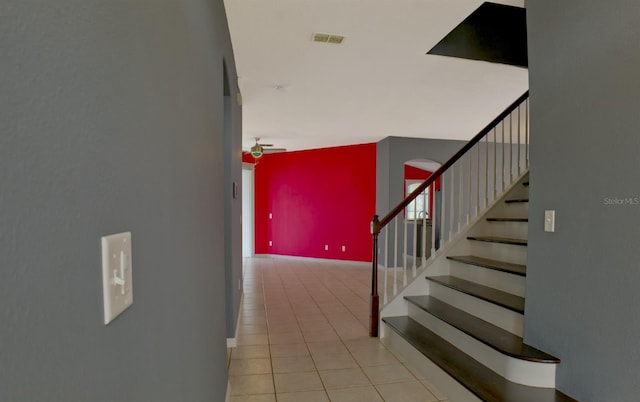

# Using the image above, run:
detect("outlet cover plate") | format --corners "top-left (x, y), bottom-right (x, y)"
top-left (101, 232), bottom-right (133, 325)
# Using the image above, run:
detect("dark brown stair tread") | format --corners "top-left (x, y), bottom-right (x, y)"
top-left (447, 255), bottom-right (526, 276)
top-left (486, 217), bottom-right (528, 222)
top-left (427, 275), bottom-right (524, 313)
top-left (382, 316), bottom-right (577, 402)
top-left (505, 198), bottom-right (529, 203)
top-left (467, 236), bottom-right (527, 246)
top-left (405, 296), bottom-right (559, 363)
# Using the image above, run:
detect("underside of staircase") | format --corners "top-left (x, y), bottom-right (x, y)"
top-left (380, 176), bottom-right (577, 401)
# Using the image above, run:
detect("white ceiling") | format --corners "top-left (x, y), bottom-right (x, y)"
top-left (224, 0), bottom-right (527, 153)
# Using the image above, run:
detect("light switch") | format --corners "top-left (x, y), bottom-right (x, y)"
top-left (101, 232), bottom-right (133, 325)
top-left (544, 210), bottom-right (555, 232)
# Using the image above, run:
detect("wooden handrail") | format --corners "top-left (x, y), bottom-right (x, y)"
top-left (374, 91), bottom-right (529, 232)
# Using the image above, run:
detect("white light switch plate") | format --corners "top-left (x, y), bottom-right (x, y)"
top-left (101, 232), bottom-right (133, 324)
top-left (544, 210), bottom-right (555, 232)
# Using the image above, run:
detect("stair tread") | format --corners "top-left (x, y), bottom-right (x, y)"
top-left (427, 275), bottom-right (524, 313)
top-left (447, 255), bottom-right (526, 276)
top-left (467, 236), bottom-right (527, 246)
top-left (523, 181), bottom-right (529, 186)
top-left (486, 217), bottom-right (528, 222)
top-left (382, 316), bottom-right (576, 402)
top-left (405, 296), bottom-right (558, 363)
top-left (505, 198), bottom-right (529, 203)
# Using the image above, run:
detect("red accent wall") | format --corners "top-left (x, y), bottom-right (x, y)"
top-left (254, 143), bottom-right (376, 262)
top-left (242, 152), bottom-right (255, 164)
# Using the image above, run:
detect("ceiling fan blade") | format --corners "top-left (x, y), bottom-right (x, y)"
top-left (258, 143), bottom-right (274, 147)
top-left (263, 148), bottom-right (287, 154)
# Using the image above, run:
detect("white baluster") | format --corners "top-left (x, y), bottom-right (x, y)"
top-left (467, 153), bottom-right (471, 224)
top-left (431, 182), bottom-right (437, 256)
top-left (509, 114), bottom-right (513, 182)
top-left (476, 143), bottom-right (480, 216)
top-left (393, 218), bottom-right (398, 296)
top-left (403, 216), bottom-right (408, 287)
top-left (412, 204), bottom-right (417, 277)
top-left (449, 169), bottom-right (454, 240)
top-left (383, 226), bottom-right (388, 305)
top-left (458, 162), bottom-right (463, 232)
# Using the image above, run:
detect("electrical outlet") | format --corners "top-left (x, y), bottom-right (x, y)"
top-left (342, 245), bottom-right (346, 252)
top-left (101, 232), bottom-right (133, 325)
top-left (269, 240), bottom-right (273, 246)
top-left (324, 245), bottom-right (328, 251)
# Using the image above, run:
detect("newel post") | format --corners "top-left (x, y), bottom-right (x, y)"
top-left (370, 215), bottom-right (380, 337)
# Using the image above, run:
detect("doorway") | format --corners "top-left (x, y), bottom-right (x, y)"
top-left (242, 166), bottom-right (254, 257)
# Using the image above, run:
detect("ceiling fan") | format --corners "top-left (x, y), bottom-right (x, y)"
top-left (250, 137), bottom-right (286, 159)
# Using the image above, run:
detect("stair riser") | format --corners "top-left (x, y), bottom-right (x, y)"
top-left (428, 281), bottom-right (523, 336)
top-left (469, 240), bottom-right (527, 266)
top-left (475, 220), bottom-right (528, 239)
top-left (449, 263), bottom-right (525, 297)
top-left (408, 304), bottom-right (557, 388)
top-left (381, 324), bottom-right (483, 402)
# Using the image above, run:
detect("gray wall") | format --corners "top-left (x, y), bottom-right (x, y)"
top-left (525, 1), bottom-right (640, 400)
top-left (0, 1), bottom-right (241, 401)
top-left (376, 136), bottom-right (466, 216)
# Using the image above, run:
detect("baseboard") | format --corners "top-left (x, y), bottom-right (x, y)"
top-left (252, 253), bottom-right (370, 267)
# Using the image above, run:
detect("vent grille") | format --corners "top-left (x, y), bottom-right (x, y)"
top-left (313, 33), bottom-right (344, 44)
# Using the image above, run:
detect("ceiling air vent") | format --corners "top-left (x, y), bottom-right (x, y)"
top-left (313, 33), bottom-right (344, 44)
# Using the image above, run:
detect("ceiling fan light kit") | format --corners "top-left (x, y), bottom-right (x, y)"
top-left (249, 137), bottom-right (286, 160)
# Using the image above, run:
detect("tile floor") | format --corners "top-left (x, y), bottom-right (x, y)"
top-left (227, 256), bottom-right (449, 402)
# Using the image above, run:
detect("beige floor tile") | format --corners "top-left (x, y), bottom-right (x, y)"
top-left (231, 345), bottom-right (271, 359)
top-left (233, 258), bottom-right (451, 402)
top-left (269, 331), bottom-right (305, 345)
top-left (312, 353), bottom-right (359, 371)
top-left (303, 329), bottom-right (341, 343)
top-left (228, 374), bottom-right (274, 396)
top-left (228, 358), bottom-right (272, 376)
top-left (343, 337), bottom-right (387, 353)
top-left (319, 368), bottom-right (371, 389)
top-left (362, 363), bottom-right (415, 384)
top-left (265, 323), bottom-right (300, 334)
top-left (237, 324), bottom-right (268, 335)
top-left (420, 379), bottom-right (449, 401)
top-left (307, 340), bottom-right (349, 356)
top-left (229, 394), bottom-right (276, 402)
top-left (375, 381), bottom-right (438, 402)
top-left (276, 390), bottom-right (329, 402)
top-left (326, 385), bottom-right (384, 402)
top-left (299, 320), bottom-right (332, 332)
top-left (269, 342), bottom-right (310, 358)
top-left (237, 333), bottom-right (270, 346)
top-left (297, 313), bottom-right (329, 323)
top-left (352, 348), bottom-right (400, 367)
top-left (272, 355), bottom-right (316, 373)
top-left (274, 371), bottom-right (324, 393)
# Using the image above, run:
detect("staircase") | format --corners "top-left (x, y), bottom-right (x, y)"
top-left (380, 177), bottom-right (577, 401)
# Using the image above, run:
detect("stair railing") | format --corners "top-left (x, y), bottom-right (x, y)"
top-left (369, 91), bottom-right (530, 337)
